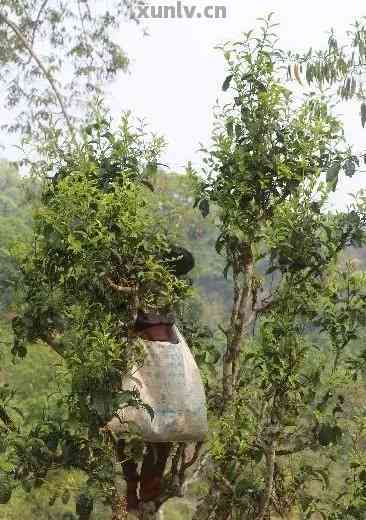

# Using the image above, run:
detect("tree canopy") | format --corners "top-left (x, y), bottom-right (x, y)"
top-left (0, 0), bottom-right (141, 168)
top-left (2, 11), bottom-right (366, 520)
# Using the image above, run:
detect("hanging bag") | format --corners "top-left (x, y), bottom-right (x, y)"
top-left (108, 326), bottom-right (208, 442)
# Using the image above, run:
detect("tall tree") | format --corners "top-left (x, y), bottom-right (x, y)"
top-left (190, 16), bottom-right (366, 519)
top-left (2, 113), bottom-right (192, 520)
top-left (0, 0), bottom-right (141, 168)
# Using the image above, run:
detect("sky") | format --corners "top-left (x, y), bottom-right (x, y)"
top-left (106, 0), bottom-right (366, 209)
top-left (2, 0), bottom-right (366, 209)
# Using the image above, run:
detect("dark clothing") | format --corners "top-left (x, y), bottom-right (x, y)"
top-left (134, 310), bottom-right (178, 343)
top-left (135, 310), bottom-right (175, 330)
top-left (118, 312), bottom-right (175, 511)
top-left (117, 440), bottom-right (172, 510)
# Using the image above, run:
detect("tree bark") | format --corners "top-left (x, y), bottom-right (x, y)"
top-left (111, 492), bottom-right (128, 520)
top-left (139, 502), bottom-right (159, 520)
top-left (256, 438), bottom-right (277, 520)
top-left (77, 512), bottom-right (92, 520)
top-left (222, 243), bottom-right (255, 406)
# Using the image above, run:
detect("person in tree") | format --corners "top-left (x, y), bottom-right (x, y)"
top-left (116, 246), bottom-right (200, 512)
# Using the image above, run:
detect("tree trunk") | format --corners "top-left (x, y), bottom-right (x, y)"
top-left (222, 243), bottom-right (255, 407)
top-left (256, 438), bottom-right (277, 520)
top-left (111, 443), bottom-right (128, 519)
top-left (77, 513), bottom-right (92, 520)
top-left (111, 492), bottom-right (128, 520)
top-left (192, 243), bottom-right (256, 520)
top-left (138, 502), bottom-right (159, 520)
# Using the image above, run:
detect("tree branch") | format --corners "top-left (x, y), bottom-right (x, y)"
top-left (0, 407), bottom-right (16, 432)
top-left (25, 0), bottom-right (50, 63)
top-left (276, 443), bottom-right (312, 456)
top-left (256, 438), bottom-right (277, 520)
top-left (106, 276), bottom-right (135, 294)
top-left (254, 300), bottom-right (273, 314)
top-left (218, 324), bottom-right (228, 337)
top-left (40, 331), bottom-right (65, 358)
top-left (180, 441), bottom-right (204, 474)
top-left (0, 11), bottom-right (76, 143)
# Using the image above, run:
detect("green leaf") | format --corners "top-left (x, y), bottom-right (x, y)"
top-left (0, 481), bottom-right (12, 504)
top-left (215, 234), bottom-right (226, 255)
top-left (226, 120), bottom-right (234, 137)
top-left (222, 74), bottom-right (233, 92)
top-left (344, 159), bottom-right (356, 178)
top-left (102, 131), bottom-right (114, 141)
top-left (326, 163), bottom-right (340, 191)
top-left (67, 234), bottom-right (82, 253)
top-left (247, 448), bottom-right (264, 463)
top-left (235, 124), bottom-right (242, 139)
top-left (318, 424), bottom-right (342, 446)
top-left (193, 197), bottom-right (200, 209)
top-left (361, 102), bottom-right (366, 128)
top-left (359, 470), bottom-right (366, 482)
top-left (198, 199), bottom-right (210, 218)
top-left (350, 462), bottom-right (361, 469)
top-left (61, 488), bottom-right (71, 504)
top-left (22, 480), bottom-right (32, 494)
top-left (76, 493), bottom-right (94, 516)
top-left (266, 265), bottom-right (277, 275)
top-left (235, 478), bottom-right (253, 497)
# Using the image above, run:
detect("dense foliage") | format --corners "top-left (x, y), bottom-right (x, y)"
top-left (3, 11), bottom-right (366, 520)
top-left (1, 116), bottom-right (194, 519)
top-left (0, 160), bottom-right (223, 520)
top-left (189, 18), bottom-right (366, 520)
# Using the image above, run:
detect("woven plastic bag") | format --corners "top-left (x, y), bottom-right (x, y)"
top-left (108, 326), bottom-right (208, 442)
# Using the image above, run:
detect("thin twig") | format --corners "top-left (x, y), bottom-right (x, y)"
top-left (0, 11), bottom-right (76, 143)
top-left (170, 443), bottom-right (185, 481)
top-left (180, 442), bottom-right (204, 473)
top-left (0, 407), bottom-right (16, 432)
top-left (40, 331), bottom-right (65, 357)
top-left (25, 0), bottom-right (49, 64)
top-left (106, 276), bottom-right (135, 294)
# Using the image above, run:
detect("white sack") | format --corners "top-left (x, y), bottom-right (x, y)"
top-left (108, 326), bottom-right (208, 442)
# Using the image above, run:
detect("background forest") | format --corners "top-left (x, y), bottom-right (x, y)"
top-left (1, 159), bottom-right (366, 520)
top-left (0, 160), bottom-right (230, 520)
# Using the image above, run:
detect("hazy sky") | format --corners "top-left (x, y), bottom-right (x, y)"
top-left (106, 0), bottom-right (366, 209)
top-left (2, 0), bottom-right (366, 208)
